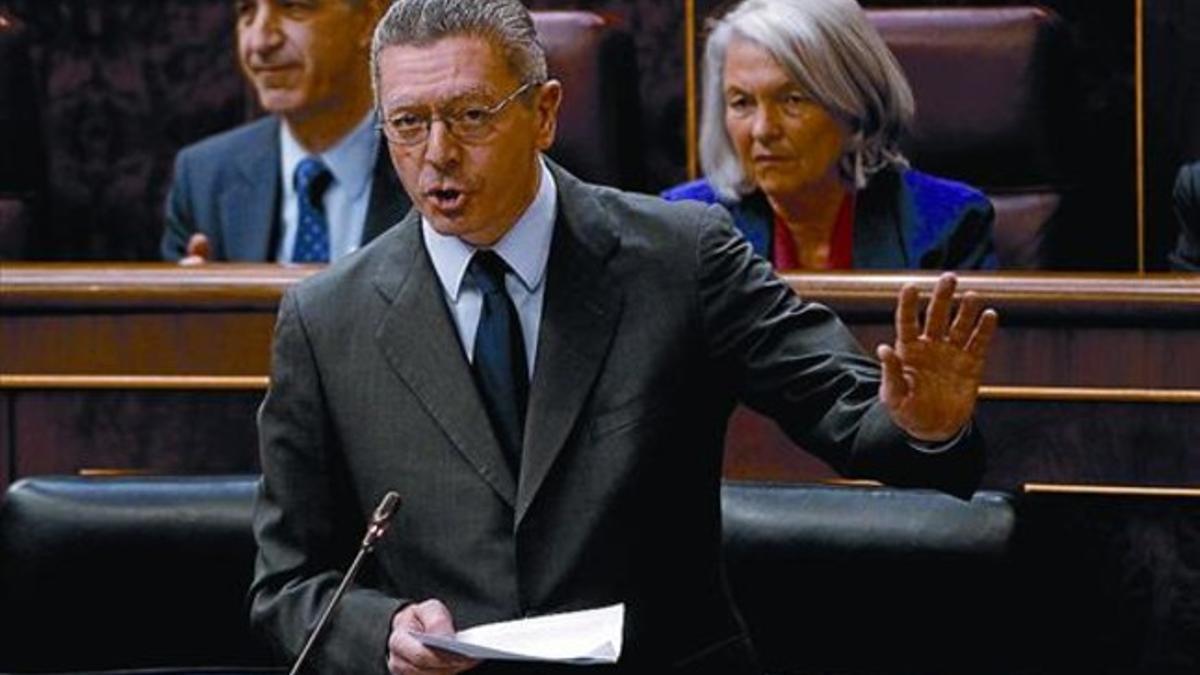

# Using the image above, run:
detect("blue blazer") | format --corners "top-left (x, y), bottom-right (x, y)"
top-left (160, 116), bottom-right (411, 262)
top-left (663, 167), bottom-right (997, 270)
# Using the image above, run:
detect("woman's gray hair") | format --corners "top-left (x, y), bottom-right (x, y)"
top-left (370, 0), bottom-right (547, 103)
top-left (700, 0), bottom-right (914, 200)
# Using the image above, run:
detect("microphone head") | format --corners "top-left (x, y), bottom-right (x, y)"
top-left (372, 490), bottom-right (402, 526)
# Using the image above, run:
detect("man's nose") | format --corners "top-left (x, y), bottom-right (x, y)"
top-left (422, 119), bottom-right (461, 168)
top-left (241, 4), bottom-right (284, 54)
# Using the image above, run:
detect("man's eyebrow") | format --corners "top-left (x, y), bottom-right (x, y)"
top-left (381, 85), bottom-right (499, 112)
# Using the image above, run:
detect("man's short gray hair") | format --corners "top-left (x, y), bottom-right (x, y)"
top-left (370, 0), bottom-right (548, 103)
top-left (700, 0), bottom-right (914, 200)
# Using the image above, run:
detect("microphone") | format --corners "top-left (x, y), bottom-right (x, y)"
top-left (288, 490), bottom-right (403, 675)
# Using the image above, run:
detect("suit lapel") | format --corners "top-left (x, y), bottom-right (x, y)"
top-left (517, 164), bottom-right (623, 525)
top-left (362, 136), bottom-right (412, 245)
top-left (223, 117), bottom-right (280, 262)
top-left (373, 213), bottom-right (517, 507)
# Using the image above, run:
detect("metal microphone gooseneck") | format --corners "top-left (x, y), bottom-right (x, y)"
top-left (288, 491), bottom-right (402, 675)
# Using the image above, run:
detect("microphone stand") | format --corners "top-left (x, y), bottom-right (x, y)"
top-left (288, 491), bottom-right (402, 675)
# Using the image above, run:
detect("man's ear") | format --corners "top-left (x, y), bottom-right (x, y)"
top-left (534, 79), bottom-right (563, 151)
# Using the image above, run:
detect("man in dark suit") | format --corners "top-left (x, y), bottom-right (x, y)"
top-left (1169, 160), bottom-right (1200, 271)
top-left (250, 1), bottom-right (999, 673)
top-left (160, 0), bottom-right (409, 263)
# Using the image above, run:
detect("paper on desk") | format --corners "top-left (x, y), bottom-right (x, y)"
top-left (410, 603), bottom-right (623, 664)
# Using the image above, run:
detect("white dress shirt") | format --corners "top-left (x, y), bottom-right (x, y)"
top-left (277, 112), bottom-right (378, 262)
top-left (422, 158), bottom-right (556, 379)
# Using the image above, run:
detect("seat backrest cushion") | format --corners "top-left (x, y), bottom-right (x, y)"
top-left (870, 7), bottom-right (1068, 268)
top-left (721, 482), bottom-right (1019, 675)
top-left (533, 11), bottom-right (644, 190)
top-left (0, 475), bottom-right (274, 672)
top-left (870, 6), bottom-right (1065, 189)
top-left (1, 475), bottom-right (1020, 674)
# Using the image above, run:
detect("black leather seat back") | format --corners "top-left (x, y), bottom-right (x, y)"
top-left (1, 476), bottom-right (1019, 674)
top-left (721, 482), bottom-right (1019, 675)
top-left (0, 475), bottom-right (275, 673)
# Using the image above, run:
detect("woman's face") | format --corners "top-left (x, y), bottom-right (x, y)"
top-left (722, 38), bottom-right (849, 199)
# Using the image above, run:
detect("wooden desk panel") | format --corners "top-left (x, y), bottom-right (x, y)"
top-left (2, 264), bottom-right (1198, 491)
top-left (4, 312), bottom-right (276, 376)
top-left (783, 272), bottom-right (1200, 389)
top-left (2, 264), bottom-right (296, 377)
top-left (10, 389), bottom-right (262, 478)
top-left (1, 264), bottom-right (295, 487)
top-left (724, 399), bottom-right (1200, 490)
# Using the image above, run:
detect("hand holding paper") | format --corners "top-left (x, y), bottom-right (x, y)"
top-left (388, 599), bottom-right (480, 674)
top-left (411, 603), bottom-right (624, 665)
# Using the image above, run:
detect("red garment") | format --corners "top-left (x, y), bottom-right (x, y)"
top-left (770, 193), bottom-right (855, 270)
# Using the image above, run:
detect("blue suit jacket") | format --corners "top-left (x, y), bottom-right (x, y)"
top-left (662, 168), bottom-right (997, 270)
top-left (161, 116), bottom-right (411, 262)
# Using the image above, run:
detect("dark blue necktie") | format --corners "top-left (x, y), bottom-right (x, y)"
top-left (468, 250), bottom-right (529, 474)
top-left (292, 157), bottom-right (332, 263)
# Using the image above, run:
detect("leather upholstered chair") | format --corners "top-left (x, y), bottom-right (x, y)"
top-left (0, 475), bottom-right (279, 674)
top-left (0, 475), bottom-right (1017, 675)
top-left (723, 482), bottom-right (1020, 674)
top-left (533, 11), bottom-right (644, 192)
top-left (869, 7), bottom-right (1069, 269)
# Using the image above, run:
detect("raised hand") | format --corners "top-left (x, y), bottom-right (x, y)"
top-left (875, 273), bottom-right (999, 442)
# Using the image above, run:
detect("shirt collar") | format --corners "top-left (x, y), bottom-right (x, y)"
top-left (423, 158), bottom-right (557, 300)
top-left (280, 111), bottom-right (378, 199)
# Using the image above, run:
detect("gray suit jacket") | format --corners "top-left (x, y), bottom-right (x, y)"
top-left (160, 116), bottom-right (410, 261)
top-left (250, 161), bottom-right (983, 673)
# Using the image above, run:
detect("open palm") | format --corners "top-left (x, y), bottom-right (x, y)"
top-left (876, 274), bottom-right (999, 442)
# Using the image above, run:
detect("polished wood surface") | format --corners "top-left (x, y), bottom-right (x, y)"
top-left (781, 271), bottom-right (1200, 389)
top-left (6, 265), bottom-right (1198, 385)
top-left (1, 264), bottom-right (300, 376)
top-left (0, 263), bottom-right (304, 308)
top-left (2, 264), bottom-right (1198, 490)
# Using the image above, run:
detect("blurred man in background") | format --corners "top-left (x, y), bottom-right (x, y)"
top-left (161, 0), bottom-right (409, 264)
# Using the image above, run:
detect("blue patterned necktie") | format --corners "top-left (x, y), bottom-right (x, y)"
top-left (468, 250), bottom-right (529, 475)
top-left (291, 157), bottom-right (332, 263)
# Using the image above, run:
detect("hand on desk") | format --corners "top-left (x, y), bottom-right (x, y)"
top-left (179, 233), bottom-right (211, 265)
top-left (877, 273), bottom-right (999, 443)
top-left (388, 599), bottom-right (480, 674)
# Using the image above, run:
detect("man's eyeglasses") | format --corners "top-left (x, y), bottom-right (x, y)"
top-left (379, 81), bottom-right (539, 147)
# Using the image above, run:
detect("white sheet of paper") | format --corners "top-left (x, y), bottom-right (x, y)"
top-left (410, 603), bottom-right (623, 664)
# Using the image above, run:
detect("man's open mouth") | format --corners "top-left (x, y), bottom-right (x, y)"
top-left (427, 188), bottom-right (465, 211)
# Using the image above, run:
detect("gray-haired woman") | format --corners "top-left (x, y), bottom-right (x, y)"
top-left (663, 0), bottom-right (997, 270)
